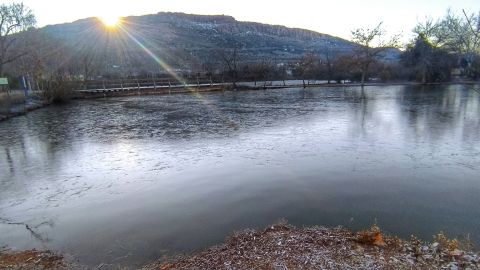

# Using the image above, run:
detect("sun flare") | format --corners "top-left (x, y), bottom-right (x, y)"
top-left (99, 15), bottom-right (120, 27)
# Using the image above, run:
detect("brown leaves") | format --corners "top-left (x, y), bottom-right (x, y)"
top-left (356, 224), bottom-right (386, 247)
top-left (0, 249), bottom-right (64, 269)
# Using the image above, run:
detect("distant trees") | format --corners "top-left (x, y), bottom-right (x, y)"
top-left (291, 51), bottom-right (359, 84)
top-left (0, 2), bottom-right (36, 75)
top-left (350, 22), bottom-right (400, 86)
top-left (438, 10), bottom-right (480, 78)
top-left (331, 54), bottom-right (357, 83)
top-left (8, 30), bottom-right (46, 87)
top-left (295, 52), bottom-right (319, 87)
top-left (2, 5), bottom-right (479, 88)
top-left (320, 48), bottom-right (338, 84)
top-left (247, 59), bottom-right (272, 87)
top-left (68, 49), bottom-right (104, 84)
top-left (399, 10), bottom-right (480, 81)
top-left (343, 10), bottom-right (480, 84)
top-left (209, 11), bottom-right (479, 85)
top-left (402, 33), bottom-right (454, 83)
top-left (218, 47), bottom-right (241, 88)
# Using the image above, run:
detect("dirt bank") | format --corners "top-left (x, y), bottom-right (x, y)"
top-left (0, 249), bottom-right (65, 270)
top-left (142, 223), bottom-right (479, 270)
top-left (1, 225), bottom-right (479, 269)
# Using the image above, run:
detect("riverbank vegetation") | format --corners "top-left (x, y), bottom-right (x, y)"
top-left (0, 91), bottom-right (25, 115)
top-left (293, 10), bottom-right (480, 85)
top-left (0, 84), bottom-right (70, 121)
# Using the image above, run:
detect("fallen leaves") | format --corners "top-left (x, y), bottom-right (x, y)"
top-left (0, 249), bottom-right (64, 269)
top-left (142, 223), bottom-right (480, 270)
top-left (355, 224), bottom-right (386, 247)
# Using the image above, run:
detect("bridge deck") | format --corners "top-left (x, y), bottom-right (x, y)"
top-left (74, 83), bottom-right (224, 93)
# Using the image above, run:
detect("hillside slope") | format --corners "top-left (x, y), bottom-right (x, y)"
top-left (36, 12), bottom-right (398, 76)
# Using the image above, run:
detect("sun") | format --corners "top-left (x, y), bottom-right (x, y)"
top-left (99, 15), bottom-right (120, 27)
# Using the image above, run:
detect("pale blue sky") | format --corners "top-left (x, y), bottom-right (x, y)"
top-left (2, 0), bottom-right (480, 41)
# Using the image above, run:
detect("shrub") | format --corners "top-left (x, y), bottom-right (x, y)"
top-left (42, 80), bottom-right (73, 103)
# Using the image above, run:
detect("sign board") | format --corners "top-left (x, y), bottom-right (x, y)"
top-left (0, 78), bottom-right (8, 85)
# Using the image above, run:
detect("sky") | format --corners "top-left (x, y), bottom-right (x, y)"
top-left (2, 0), bottom-right (480, 42)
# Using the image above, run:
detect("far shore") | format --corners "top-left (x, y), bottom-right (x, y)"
top-left (0, 92), bottom-right (51, 122)
top-left (1, 80), bottom-right (479, 123)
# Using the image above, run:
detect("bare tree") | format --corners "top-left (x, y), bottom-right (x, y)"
top-left (351, 22), bottom-right (400, 86)
top-left (5, 28), bottom-right (72, 91)
top-left (297, 52), bottom-right (319, 87)
top-left (413, 17), bottom-right (443, 45)
top-left (65, 49), bottom-right (101, 85)
top-left (436, 10), bottom-right (480, 77)
top-left (8, 30), bottom-right (45, 90)
top-left (320, 47), bottom-right (338, 84)
top-left (403, 18), bottom-right (456, 83)
top-left (331, 53), bottom-right (356, 83)
top-left (218, 47), bottom-right (239, 89)
top-left (0, 2), bottom-right (36, 75)
top-left (462, 9), bottom-right (480, 41)
top-left (402, 32), bottom-right (455, 83)
top-left (250, 58), bottom-right (273, 87)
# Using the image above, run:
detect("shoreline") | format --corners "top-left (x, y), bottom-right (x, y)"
top-left (142, 223), bottom-right (479, 270)
top-left (1, 81), bottom-right (479, 123)
top-left (73, 81), bottom-right (480, 98)
top-left (0, 98), bottom-right (51, 123)
top-left (1, 223), bottom-right (478, 269)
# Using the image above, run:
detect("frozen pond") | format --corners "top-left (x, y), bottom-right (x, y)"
top-left (1, 85), bottom-right (479, 268)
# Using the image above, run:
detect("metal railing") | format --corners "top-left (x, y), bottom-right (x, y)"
top-left (74, 76), bottom-right (221, 93)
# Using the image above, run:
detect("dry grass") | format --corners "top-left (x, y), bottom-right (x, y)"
top-left (0, 91), bottom-right (49, 120)
top-left (43, 81), bottom-right (73, 103)
top-left (0, 91), bottom-right (26, 105)
top-left (434, 232), bottom-right (460, 251)
top-left (0, 92), bottom-right (26, 115)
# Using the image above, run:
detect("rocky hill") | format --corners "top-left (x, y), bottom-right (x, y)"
top-left (37, 12), bottom-right (397, 75)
